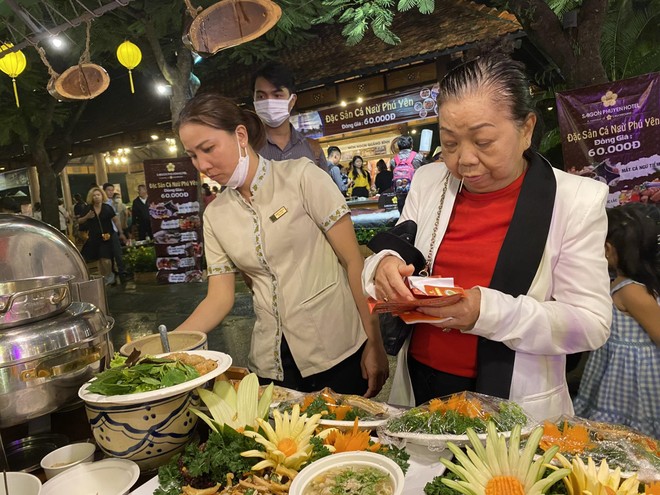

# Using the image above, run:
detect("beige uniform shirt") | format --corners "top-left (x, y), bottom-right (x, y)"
top-left (203, 157), bottom-right (366, 380)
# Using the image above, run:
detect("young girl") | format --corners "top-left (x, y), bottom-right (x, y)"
top-left (347, 155), bottom-right (371, 198)
top-left (574, 203), bottom-right (660, 437)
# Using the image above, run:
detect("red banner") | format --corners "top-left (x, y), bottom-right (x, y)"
top-left (143, 158), bottom-right (204, 284)
top-left (556, 73), bottom-right (660, 207)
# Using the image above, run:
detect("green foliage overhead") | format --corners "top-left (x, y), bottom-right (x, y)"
top-left (600, 0), bottom-right (660, 80)
top-left (316, 0), bottom-right (435, 45)
top-left (0, 54), bottom-right (72, 147)
top-left (546, 0), bottom-right (582, 20)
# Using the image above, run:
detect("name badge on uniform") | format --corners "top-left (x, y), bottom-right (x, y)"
top-left (269, 206), bottom-right (288, 222)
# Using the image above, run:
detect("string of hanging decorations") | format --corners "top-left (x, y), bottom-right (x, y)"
top-left (1, 0), bottom-right (282, 106)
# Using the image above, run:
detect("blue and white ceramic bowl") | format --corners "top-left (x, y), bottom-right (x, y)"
top-left (79, 350), bottom-right (232, 471)
top-left (85, 390), bottom-right (199, 471)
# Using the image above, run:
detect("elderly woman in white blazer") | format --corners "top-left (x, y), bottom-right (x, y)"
top-left (362, 55), bottom-right (611, 422)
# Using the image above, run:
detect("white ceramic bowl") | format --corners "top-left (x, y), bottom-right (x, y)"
top-left (40, 442), bottom-right (96, 479)
top-left (119, 331), bottom-right (208, 357)
top-left (0, 472), bottom-right (41, 495)
top-left (289, 451), bottom-right (404, 495)
top-left (41, 458), bottom-right (139, 495)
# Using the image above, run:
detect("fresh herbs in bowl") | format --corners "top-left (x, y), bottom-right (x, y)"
top-left (86, 351), bottom-right (201, 396)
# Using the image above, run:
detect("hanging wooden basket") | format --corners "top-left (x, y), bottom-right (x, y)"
top-left (183, 0), bottom-right (282, 56)
top-left (48, 63), bottom-right (110, 101)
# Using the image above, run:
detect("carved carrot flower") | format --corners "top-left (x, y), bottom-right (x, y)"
top-left (324, 418), bottom-right (381, 453)
top-left (440, 422), bottom-right (570, 495)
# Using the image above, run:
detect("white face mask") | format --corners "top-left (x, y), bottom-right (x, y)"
top-left (253, 95), bottom-right (294, 127)
top-left (224, 136), bottom-right (250, 189)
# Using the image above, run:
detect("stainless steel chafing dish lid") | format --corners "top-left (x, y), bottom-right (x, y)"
top-left (0, 301), bottom-right (112, 366)
top-left (0, 214), bottom-right (88, 282)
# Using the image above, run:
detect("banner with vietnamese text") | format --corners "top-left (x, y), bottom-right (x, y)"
top-left (556, 73), bottom-right (660, 207)
top-left (293, 84), bottom-right (439, 138)
top-left (144, 158), bottom-right (203, 284)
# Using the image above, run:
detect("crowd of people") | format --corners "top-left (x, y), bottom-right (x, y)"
top-left (15, 181), bottom-right (155, 287)
top-left (322, 136), bottom-right (429, 206)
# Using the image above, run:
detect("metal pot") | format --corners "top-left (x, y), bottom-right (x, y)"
top-left (0, 275), bottom-right (73, 330)
top-left (0, 302), bottom-right (113, 428)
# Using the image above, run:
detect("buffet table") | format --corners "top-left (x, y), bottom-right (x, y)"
top-left (129, 444), bottom-right (452, 495)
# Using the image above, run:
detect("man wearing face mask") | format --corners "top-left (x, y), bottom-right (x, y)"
top-left (252, 62), bottom-right (326, 170)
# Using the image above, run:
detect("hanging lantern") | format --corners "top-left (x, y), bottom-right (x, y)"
top-left (0, 43), bottom-right (27, 108)
top-left (116, 40), bottom-right (142, 94)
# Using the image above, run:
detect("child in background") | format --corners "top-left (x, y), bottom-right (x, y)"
top-left (574, 204), bottom-right (660, 438)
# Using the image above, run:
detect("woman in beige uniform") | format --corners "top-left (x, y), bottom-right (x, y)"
top-left (175, 93), bottom-right (388, 397)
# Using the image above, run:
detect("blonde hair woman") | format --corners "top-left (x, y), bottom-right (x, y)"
top-left (78, 186), bottom-right (124, 285)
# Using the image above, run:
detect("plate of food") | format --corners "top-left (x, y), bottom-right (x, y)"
top-left (179, 215), bottom-right (201, 231)
top-left (422, 98), bottom-right (436, 110)
top-left (533, 416), bottom-right (660, 483)
top-left (184, 270), bottom-right (203, 282)
top-left (156, 257), bottom-right (179, 270)
top-left (380, 392), bottom-right (533, 449)
top-left (153, 230), bottom-right (182, 244)
top-left (78, 350), bottom-right (232, 405)
top-left (148, 203), bottom-right (172, 219)
top-left (275, 388), bottom-right (400, 430)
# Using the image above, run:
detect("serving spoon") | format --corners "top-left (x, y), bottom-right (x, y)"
top-left (158, 324), bottom-right (171, 353)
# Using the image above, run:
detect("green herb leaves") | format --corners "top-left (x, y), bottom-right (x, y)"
top-left (154, 427), bottom-right (263, 495)
top-left (87, 353), bottom-right (200, 395)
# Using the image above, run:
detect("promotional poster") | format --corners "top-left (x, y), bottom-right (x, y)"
top-left (143, 158), bottom-right (203, 284)
top-left (556, 72), bottom-right (660, 207)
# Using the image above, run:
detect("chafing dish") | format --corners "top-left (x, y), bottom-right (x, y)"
top-left (0, 302), bottom-right (113, 428)
top-left (0, 275), bottom-right (73, 330)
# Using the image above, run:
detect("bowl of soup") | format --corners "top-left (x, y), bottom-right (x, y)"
top-left (289, 451), bottom-right (404, 495)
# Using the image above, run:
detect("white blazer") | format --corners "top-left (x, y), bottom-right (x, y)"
top-left (363, 157), bottom-right (612, 421)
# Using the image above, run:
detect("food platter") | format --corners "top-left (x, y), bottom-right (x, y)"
top-left (380, 424), bottom-right (533, 449)
top-left (379, 392), bottom-right (535, 449)
top-left (532, 416), bottom-right (660, 483)
top-left (78, 350), bottom-right (232, 405)
top-left (274, 388), bottom-right (400, 430)
top-left (128, 448), bottom-right (450, 495)
top-left (319, 403), bottom-right (402, 430)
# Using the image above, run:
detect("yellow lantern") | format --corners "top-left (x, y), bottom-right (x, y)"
top-left (0, 43), bottom-right (27, 108)
top-left (116, 40), bottom-right (142, 94)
